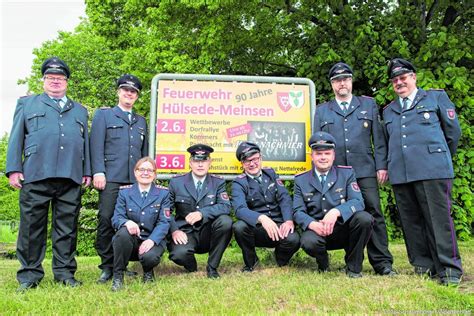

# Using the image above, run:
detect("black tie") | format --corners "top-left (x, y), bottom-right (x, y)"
top-left (255, 175), bottom-right (262, 184)
top-left (341, 101), bottom-right (348, 113)
top-left (402, 98), bottom-right (409, 111)
top-left (196, 181), bottom-right (202, 195)
top-left (141, 191), bottom-right (147, 201)
top-left (126, 111), bottom-right (132, 122)
top-left (320, 174), bottom-right (326, 187)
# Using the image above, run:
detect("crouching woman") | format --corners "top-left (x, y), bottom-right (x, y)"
top-left (110, 157), bottom-right (170, 291)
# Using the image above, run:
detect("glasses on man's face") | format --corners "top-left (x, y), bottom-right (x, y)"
top-left (390, 73), bottom-right (413, 84)
top-left (243, 156), bottom-right (261, 166)
top-left (44, 76), bottom-right (68, 82)
top-left (136, 168), bottom-right (155, 174)
top-left (331, 77), bottom-right (352, 84)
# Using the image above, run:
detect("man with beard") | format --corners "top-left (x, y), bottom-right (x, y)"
top-left (383, 58), bottom-right (462, 286)
top-left (313, 62), bottom-right (395, 276)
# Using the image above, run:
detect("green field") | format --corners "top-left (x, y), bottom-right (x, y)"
top-left (0, 241), bottom-right (472, 314)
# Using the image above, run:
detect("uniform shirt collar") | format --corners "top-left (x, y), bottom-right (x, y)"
top-left (49, 95), bottom-right (67, 103)
top-left (117, 104), bottom-right (132, 114)
top-left (192, 174), bottom-right (206, 187)
top-left (245, 172), bottom-right (262, 180)
top-left (314, 168), bottom-right (328, 178)
top-left (335, 96), bottom-right (352, 110)
top-left (398, 88), bottom-right (418, 109)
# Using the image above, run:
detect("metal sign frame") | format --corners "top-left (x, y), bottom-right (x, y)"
top-left (149, 73), bottom-right (316, 180)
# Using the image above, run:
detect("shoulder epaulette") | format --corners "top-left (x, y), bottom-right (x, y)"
top-left (295, 170), bottom-right (309, 177)
top-left (119, 184), bottom-right (133, 189)
top-left (383, 103), bottom-right (392, 110)
top-left (361, 95), bottom-right (374, 99)
top-left (99, 106), bottom-right (111, 109)
top-left (430, 88), bottom-right (444, 91)
top-left (210, 174), bottom-right (224, 179)
top-left (236, 173), bottom-right (246, 179)
top-left (155, 184), bottom-right (168, 190)
top-left (172, 173), bottom-right (185, 178)
top-left (337, 165), bottom-right (352, 169)
top-left (19, 95), bottom-right (29, 99)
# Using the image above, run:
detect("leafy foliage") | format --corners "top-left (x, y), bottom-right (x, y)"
top-left (11, 0), bottom-right (473, 243)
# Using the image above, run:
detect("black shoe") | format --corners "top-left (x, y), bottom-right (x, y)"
top-left (241, 259), bottom-right (259, 273)
top-left (206, 266), bottom-right (220, 279)
top-left (125, 269), bottom-right (138, 277)
top-left (316, 252), bottom-right (329, 272)
top-left (97, 269), bottom-right (113, 283)
top-left (59, 278), bottom-right (82, 287)
top-left (346, 269), bottom-right (363, 278)
top-left (143, 271), bottom-right (155, 283)
top-left (184, 263), bottom-right (198, 273)
top-left (440, 276), bottom-right (461, 287)
top-left (111, 274), bottom-right (124, 292)
top-left (17, 282), bottom-right (38, 292)
top-left (377, 267), bottom-right (397, 277)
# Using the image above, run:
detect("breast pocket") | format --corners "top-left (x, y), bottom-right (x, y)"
top-left (357, 112), bottom-right (373, 131)
top-left (319, 118), bottom-right (334, 133)
top-left (76, 118), bottom-right (85, 138)
top-left (175, 195), bottom-right (193, 215)
top-left (106, 123), bottom-right (124, 139)
top-left (26, 112), bottom-right (46, 132)
top-left (416, 107), bottom-right (439, 125)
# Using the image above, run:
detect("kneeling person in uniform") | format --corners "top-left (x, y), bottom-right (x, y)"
top-left (168, 144), bottom-right (233, 279)
top-left (232, 142), bottom-right (300, 272)
top-left (111, 157), bottom-right (170, 291)
top-left (293, 132), bottom-right (373, 278)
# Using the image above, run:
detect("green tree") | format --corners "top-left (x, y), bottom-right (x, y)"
top-left (19, 0), bottom-right (472, 239)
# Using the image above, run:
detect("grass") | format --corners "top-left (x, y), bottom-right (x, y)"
top-left (0, 241), bottom-right (473, 314)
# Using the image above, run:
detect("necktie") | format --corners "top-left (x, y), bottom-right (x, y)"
top-left (53, 98), bottom-right (62, 109)
top-left (341, 101), bottom-right (348, 113)
top-left (126, 112), bottom-right (132, 122)
top-left (255, 175), bottom-right (262, 184)
top-left (141, 191), bottom-right (147, 201)
top-left (320, 174), bottom-right (326, 187)
top-left (402, 98), bottom-right (409, 111)
top-left (196, 181), bottom-right (202, 195)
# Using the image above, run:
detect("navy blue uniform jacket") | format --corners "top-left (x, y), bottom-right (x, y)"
top-left (168, 173), bottom-right (231, 233)
top-left (383, 89), bottom-right (461, 184)
top-left (314, 96), bottom-right (387, 178)
top-left (6, 93), bottom-right (91, 184)
top-left (231, 167), bottom-right (293, 227)
top-left (293, 166), bottom-right (365, 230)
top-left (90, 106), bottom-right (148, 183)
top-left (112, 183), bottom-right (170, 246)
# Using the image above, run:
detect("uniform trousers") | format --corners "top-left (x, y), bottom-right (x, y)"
top-left (168, 215), bottom-right (233, 271)
top-left (17, 178), bottom-right (81, 283)
top-left (392, 179), bottom-right (462, 278)
top-left (300, 211), bottom-right (373, 273)
top-left (112, 227), bottom-right (165, 274)
top-left (233, 220), bottom-right (300, 268)
top-left (96, 182), bottom-right (127, 270)
top-left (358, 177), bottom-right (393, 272)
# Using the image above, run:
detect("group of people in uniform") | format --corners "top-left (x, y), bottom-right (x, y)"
top-left (6, 56), bottom-right (463, 292)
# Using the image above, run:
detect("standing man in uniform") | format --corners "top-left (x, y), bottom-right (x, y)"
top-left (384, 58), bottom-right (462, 285)
top-left (232, 142), bottom-right (300, 272)
top-left (314, 62), bottom-right (395, 276)
top-left (6, 57), bottom-right (91, 291)
top-left (293, 132), bottom-right (373, 277)
top-left (168, 144), bottom-right (233, 278)
top-left (90, 74), bottom-right (148, 283)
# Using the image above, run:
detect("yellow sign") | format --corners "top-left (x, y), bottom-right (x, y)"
top-left (155, 79), bottom-right (312, 175)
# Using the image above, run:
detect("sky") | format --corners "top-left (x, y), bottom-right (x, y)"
top-left (0, 0), bottom-right (86, 135)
